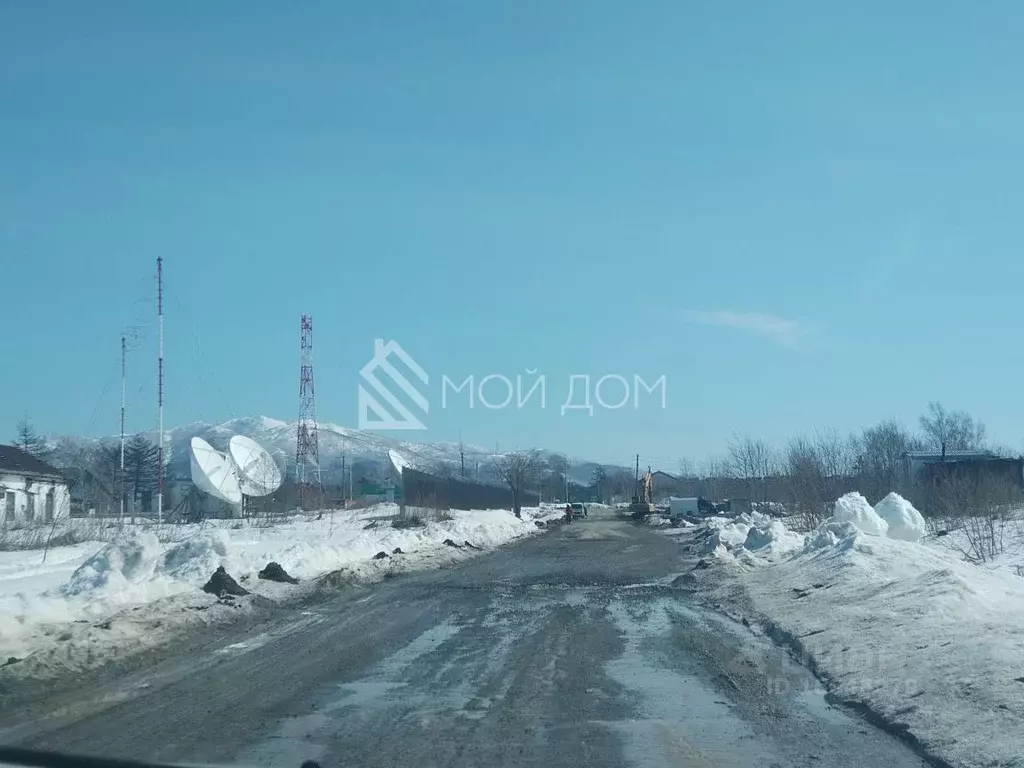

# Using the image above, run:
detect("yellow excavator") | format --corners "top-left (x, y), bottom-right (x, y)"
top-left (628, 458), bottom-right (655, 518)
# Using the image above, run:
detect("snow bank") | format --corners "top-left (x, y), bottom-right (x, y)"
top-left (687, 495), bottom-right (1024, 768)
top-left (0, 506), bottom-right (542, 667)
top-left (873, 492), bottom-right (928, 542)
top-left (690, 512), bottom-right (803, 563)
top-left (62, 532), bottom-right (164, 597)
top-left (830, 492), bottom-right (889, 537)
top-left (729, 527), bottom-right (1024, 768)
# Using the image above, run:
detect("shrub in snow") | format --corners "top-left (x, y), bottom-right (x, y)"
top-left (873, 492), bottom-right (927, 542)
top-left (61, 532), bottom-right (163, 596)
top-left (804, 520), bottom-right (860, 552)
top-left (830, 492), bottom-right (888, 537)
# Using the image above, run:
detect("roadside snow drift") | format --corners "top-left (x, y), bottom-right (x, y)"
top-left (690, 512), bottom-right (805, 563)
top-left (685, 495), bottom-right (1024, 768)
top-left (0, 506), bottom-right (543, 671)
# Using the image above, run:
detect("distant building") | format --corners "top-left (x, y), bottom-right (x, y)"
top-left (904, 450), bottom-right (1024, 490)
top-left (0, 445), bottom-right (71, 524)
top-left (650, 471), bottom-right (682, 500)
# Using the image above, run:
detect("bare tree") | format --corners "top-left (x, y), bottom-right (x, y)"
top-left (727, 435), bottom-right (776, 504)
top-left (919, 401), bottom-right (986, 454)
top-left (851, 420), bottom-right (921, 502)
top-left (590, 465), bottom-right (608, 503)
top-left (677, 457), bottom-right (696, 480)
top-left (491, 449), bottom-right (543, 518)
top-left (699, 455), bottom-right (729, 502)
top-left (539, 453), bottom-right (569, 501)
top-left (606, 468), bottom-right (635, 502)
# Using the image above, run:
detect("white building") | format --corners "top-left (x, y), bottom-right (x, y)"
top-left (0, 445), bottom-right (70, 524)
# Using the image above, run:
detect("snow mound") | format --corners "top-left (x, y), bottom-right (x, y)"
top-left (159, 531), bottom-right (231, 580)
top-left (743, 520), bottom-right (802, 553)
top-left (804, 520), bottom-right (860, 551)
top-left (874, 492), bottom-right (927, 542)
top-left (830, 492), bottom-right (888, 537)
top-left (700, 524), bottom-right (749, 554)
top-left (61, 532), bottom-right (163, 597)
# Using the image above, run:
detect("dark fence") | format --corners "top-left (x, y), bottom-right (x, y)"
top-left (401, 467), bottom-right (539, 511)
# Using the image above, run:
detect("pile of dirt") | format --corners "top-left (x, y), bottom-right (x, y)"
top-left (202, 566), bottom-right (249, 597)
top-left (257, 561), bottom-right (299, 585)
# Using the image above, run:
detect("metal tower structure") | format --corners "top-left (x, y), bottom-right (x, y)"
top-left (156, 256), bottom-right (165, 525)
top-left (120, 335), bottom-right (126, 527)
top-left (295, 314), bottom-right (322, 507)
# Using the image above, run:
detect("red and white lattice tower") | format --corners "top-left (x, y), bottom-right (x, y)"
top-left (295, 314), bottom-right (322, 508)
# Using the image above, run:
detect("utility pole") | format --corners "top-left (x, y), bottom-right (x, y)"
top-left (156, 256), bottom-right (164, 526)
top-left (341, 453), bottom-right (346, 504)
top-left (120, 335), bottom-right (126, 527)
top-left (459, 431), bottom-right (466, 478)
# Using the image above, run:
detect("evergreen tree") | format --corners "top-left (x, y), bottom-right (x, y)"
top-left (13, 418), bottom-right (50, 458)
top-left (125, 435), bottom-right (160, 505)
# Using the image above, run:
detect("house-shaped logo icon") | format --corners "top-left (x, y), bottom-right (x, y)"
top-left (358, 339), bottom-right (429, 430)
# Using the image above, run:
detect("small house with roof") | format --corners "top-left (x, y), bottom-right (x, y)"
top-left (0, 445), bottom-right (71, 523)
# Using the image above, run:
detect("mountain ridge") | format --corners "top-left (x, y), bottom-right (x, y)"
top-left (44, 415), bottom-right (611, 486)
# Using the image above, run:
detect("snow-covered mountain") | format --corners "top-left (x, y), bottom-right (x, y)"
top-left (48, 416), bottom-right (609, 486)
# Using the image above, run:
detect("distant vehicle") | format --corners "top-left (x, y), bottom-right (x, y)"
top-left (570, 502), bottom-right (587, 519)
top-left (668, 496), bottom-right (717, 517)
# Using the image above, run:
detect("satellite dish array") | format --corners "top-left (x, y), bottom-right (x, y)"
top-left (190, 435), bottom-right (283, 505)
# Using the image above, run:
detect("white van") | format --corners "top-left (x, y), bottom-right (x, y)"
top-left (668, 496), bottom-right (716, 517)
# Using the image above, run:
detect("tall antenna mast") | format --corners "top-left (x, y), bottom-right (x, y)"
top-left (157, 256), bottom-right (164, 525)
top-left (120, 335), bottom-right (126, 526)
top-left (459, 431), bottom-right (465, 477)
top-left (295, 314), bottom-right (321, 508)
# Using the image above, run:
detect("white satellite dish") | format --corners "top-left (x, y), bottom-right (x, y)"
top-left (229, 435), bottom-right (283, 497)
top-left (388, 448), bottom-right (409, 474)
top-left (190, 436), bottom-right (243, 504)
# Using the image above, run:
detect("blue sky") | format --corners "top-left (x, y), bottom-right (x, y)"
top-left (3, 1), bottom-right (1023, 469)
